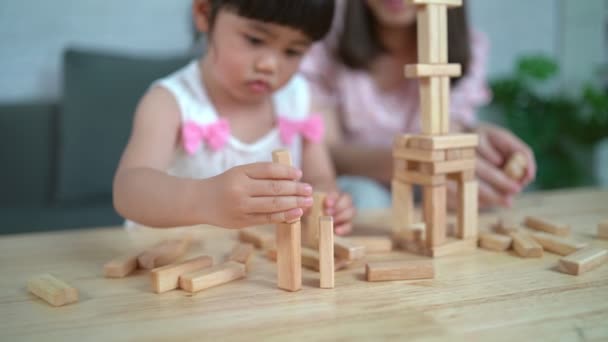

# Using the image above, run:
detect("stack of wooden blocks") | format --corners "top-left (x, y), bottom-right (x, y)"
top-left (392, 0), bottom-right (478, 257)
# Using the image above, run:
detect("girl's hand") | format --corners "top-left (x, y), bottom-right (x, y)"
top-left (202, 162), bottom-right (314, 228)
top-left (324, 191), bottom-right (355, 235)
top-left (474, 124), bottom-right (537, 209)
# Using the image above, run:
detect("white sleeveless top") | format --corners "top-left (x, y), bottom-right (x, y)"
top-left (157, 60), bottom-right (311, 179)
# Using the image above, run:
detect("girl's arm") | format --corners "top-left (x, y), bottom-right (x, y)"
top-left (113, 87), bottom-right (312, 228)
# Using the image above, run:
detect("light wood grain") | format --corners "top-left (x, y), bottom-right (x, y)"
top-left (2, 188), bottom-right (608, 341)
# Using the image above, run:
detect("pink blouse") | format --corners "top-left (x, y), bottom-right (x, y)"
top-left (300, 3), bottom-right (492, 148)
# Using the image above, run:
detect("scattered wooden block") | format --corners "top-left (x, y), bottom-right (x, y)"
top-left (238, 227), bottom-right (275, 249)
top-left (529, 232), bottom-right (588, 256)
top-left (598, 220), bottom-right (608, 239)
top-left (304, 192), bottom-right (327, 248)
top-left (523, 216), bottom-right (570, 236)
top-left (493, 217), bottom-right (520, 235)
top-left (510, 232), bottom-right (543, 258)
top-left (27, 274), bottom-right (78, 307)
top-left (345, 236), bottom-right (393, 253)
top-left (319, 216), bottom-right (334, 288)
top-left (558, 247), bottom-right (608, 276)
top-left (404, 64), bottom-right (461, 78)
top-left (179, 261), bottom-right (246, 293)
top-left (104, 252), bottom-right (140, 278)
top-left (504, 151), bottom-right (527, 181)
top-left (479, 233), bottom-right (512, 252)
top-left (366, 260), bottom-right (434, 282)
top-left (137, 238), bottom-right (191, 270)
top-left (228, 243), bottom-right (255, 268)
top-left (273, 149), bottom-right (302, 292)
top-left (334, 236), bottom-right (366, 261)
top-left (425, 237), bottom-right (477, 257)
top-left (151, 255), bottom-right (213, 294)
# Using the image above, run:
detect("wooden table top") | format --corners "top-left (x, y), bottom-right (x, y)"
top-left (1, 188), bottom-right (608, 341)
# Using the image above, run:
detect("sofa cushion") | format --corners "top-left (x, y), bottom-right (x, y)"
top-left (56, 48), bottom-right (191, 202)
top-left (0, 103), bottom-right (56, 206)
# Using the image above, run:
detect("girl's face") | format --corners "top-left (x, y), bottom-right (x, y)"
top-left (199, 9), bottom-right (312, 104)
top-left (366, 0), bottom-right (417, 28)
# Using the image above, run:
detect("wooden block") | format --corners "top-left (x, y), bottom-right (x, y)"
top-left (393, 223), bottom-right (426, 253)
top-left (345, 236), bottom-right (393, 253)
top-left (238, 227), bottom-right (275, 249)
top-left (446, 148), bottom-right (476, 161)
top-left (493, 217), bottom-right (521, 235)
top-left (504, 151), bottom-right (527, 181)
top-left (408, 0), bottom-right (463, 7)
top-left (393, 147), bottom-right (446, 162)
top-left (137, 238), bottom-right (191, 270)
top-left (27, 274), bottom-right (78, 307)
top-left (416, 4), bottom-right (442, 64)
top-left (393, 134), bottom-right (412, 149)
top-left (228, 243), bottom-right (255, 268)
top-left (103, 252), bottom-right (140, 278)
top-left (598, 220), bottom-right (608, 239)
top-left (334, 236), bottom-right (366, 261)
top-left (266, 247), bottom-right (350, 272)
top-left (319, 216), bottom-right (334, 288)
top-left (304, 192), bottom-right (327, 248)
top-left (366, 260), bottom-right (434, 282)
top-left (405, 64), bottom-right (461, 78)
top-left (179, 261), bottom-right (246, 293)
top-left (392, 180), bottom-right (414, 233)
top-left (419, 77), bottom-right (442, 135)
top-left (510, 232), bottom-right (543, 258)
top-left (394, 169), bottom-right (446, 186)
top-left (439, 76), bottom-right (450, 134)
top-left (426, 237), bottom-right (477, 257)
top-left (457, 180), bottom-right (478, 239)
top-left (529, 232), bottom-right (588, 256)
top-left (151, 255), bottom-right (213, 294)
top-left (419, 159), bottom-right (476, 175)
top-left (447, 169), bottom-right (476, 183)
top-left (558, 247), bottom-right (608, 276)
top-left (524, 216), bottom-right (571, 236)
top-left (272, 148), bottom-right (302, 292)
top-left (479, 233), bottom-right (512, 252)
top-left (423, 184), bottom-right (446, 248)
top-left (408, 134), bottom-right (478, 150)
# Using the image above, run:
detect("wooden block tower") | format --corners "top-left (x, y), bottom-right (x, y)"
top-left (392, 0), bottom-right (478, 257)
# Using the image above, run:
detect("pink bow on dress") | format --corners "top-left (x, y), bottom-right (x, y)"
top-left (181, 119), bottom-right (230, 154)
top-left (278, 114), bottom-right (325, 145)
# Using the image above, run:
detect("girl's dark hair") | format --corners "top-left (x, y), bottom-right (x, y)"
top-left (208, 0), bottom-right (335, 41)
top-left (338, 1), bottom-right (471, 83)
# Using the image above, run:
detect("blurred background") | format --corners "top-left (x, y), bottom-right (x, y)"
top-left (0, 0), bottom-right (606, 234)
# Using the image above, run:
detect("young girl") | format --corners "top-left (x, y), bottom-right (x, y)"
top-left (301, 0), bottom-right (537, 210)
top-left (113, 0), bottom-right (355, 235)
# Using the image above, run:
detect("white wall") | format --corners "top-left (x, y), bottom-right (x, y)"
top-left (0, 0), bottom-right (192, 102)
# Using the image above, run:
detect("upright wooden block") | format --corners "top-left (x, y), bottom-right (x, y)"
top-left (598, 220), bottom-right (608, 239)
top-left (419, 77), bottom-right (442, 135)
top-left (179, 261), bottom-right (246, 293)
top-left (510, 232), bottom-right (543, 258)
top-left (272, 149), bottom-right (302, 292)
top-left (228, 243), bottom-right (255, 268)
top-left (238, 227), bottom-right (275, 249)
top-left (345, 236), bottom-right (393, 253)
top-left (529, 232), bottom-right (588, 256)
top-left (151, 255), bottom-right (213, 294)
top-left (524, 216), bottom-right (571, 236)
top-left (479, 233), bottom-right (512, 252)
top-left (416, 4), bottom-right (441, 64)
top-left (366, 260), bottom-right (434, 282)
top-left (104, 252), bottom-right (140, 278)
top-left (137, 238), bottom-right (191, 270)
top-left (334, 236), bottom-right (366, 261)
top-left (439, 76), bottom-right (450, 134)
top-left (27, 274), bottom-right (79, 307)
top-left (457, 181), bottom-right (478, 239)
top-left (423, 184), bottom-right (447, 248)
top-left (304, 192), bottom-right (327, 248)
top-left (504, 152), bottom-right (527, 181)
top-left (558, 247), bottom-right (608, 275)
top-left (392, 180), bottom-right (414, 233)
top-left (319, 216), bottom-right (335, 289)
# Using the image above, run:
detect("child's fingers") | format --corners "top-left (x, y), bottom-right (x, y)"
top-left (248, 208), bottom-right (303, 225)
top-left (244, 163), bottom-right (302, 180)
top-left (246, 196), bottom-right (313, 213)
top-left (334, 222), bottom-right (352, 236)
top-left (248, 180), bottom-right (312, 197)
top-left (477, 158), bottom-right (521, 195)
top-left (478, 133), bottom-right (503, 166)
top-left (332, 205), bottom-right (356, 226)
